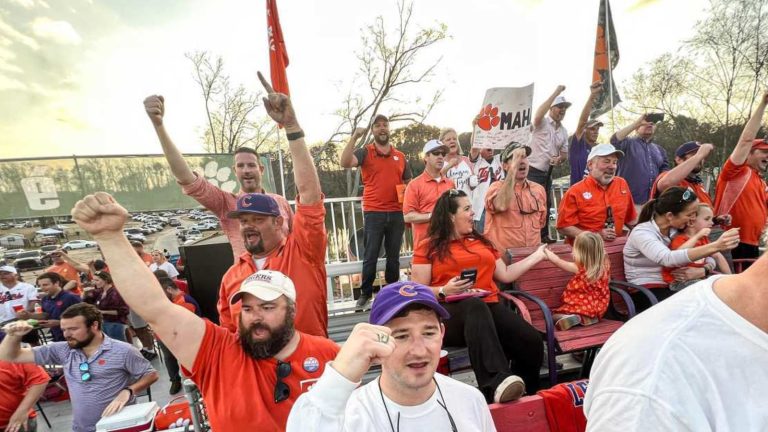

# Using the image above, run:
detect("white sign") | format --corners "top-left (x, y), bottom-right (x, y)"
top-left (472, 84), bottom-right (534, 149)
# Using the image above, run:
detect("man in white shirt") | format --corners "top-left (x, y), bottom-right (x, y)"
top-left (0, 265), bottom-right (40, 344)
top-left (287, 281), bottom-right (496, 432)
top-left (469, 148), bottom-right (505, 233)
top-left (584, 256), bottom-right (768, 431)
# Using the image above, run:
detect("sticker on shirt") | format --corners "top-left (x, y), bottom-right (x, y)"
top-left (582, 192), bottom-right (592, 200)
top-left (98, 359), bottom-right (107, 366)
top-left (303, 357), bottom-right (320, 373)
top-left (299, 378), bottom-right (321, 393)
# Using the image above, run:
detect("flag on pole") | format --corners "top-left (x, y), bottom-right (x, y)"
top-left (591, 0), bottom-right (620, 118)
top-left (266, 0), bottom-right (290, 96)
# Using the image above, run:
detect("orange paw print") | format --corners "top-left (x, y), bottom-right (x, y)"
top-left (477, 104), bottom-right (500, 131)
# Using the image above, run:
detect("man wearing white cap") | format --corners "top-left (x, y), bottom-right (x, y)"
top-left (403, 140), bottom-right (456, 247)
top-left (69, 191), bottom-right (339, 431)
top-left (528, 85), bottom-right (571, 242)
top-left (557, 144), bottom-right (637, 245)
top-left (0, 266), bottom-right (38, 332)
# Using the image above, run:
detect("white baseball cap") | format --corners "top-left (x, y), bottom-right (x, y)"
top-left (422, 139), bottom-right (448, 155)
top-left (229, 270), bottom-right (296, 305)
top-left (551, 96), bottom-right (572, 108)
top-left (587, 143), bottom-right (625, 161)
top-left (0, 265), bottom-right (17, 274)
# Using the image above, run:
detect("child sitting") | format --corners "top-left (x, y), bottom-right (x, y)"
top-left (662, 204), bottom-right (730, 291)
top-left (544, 232), bottom-right (610, 331)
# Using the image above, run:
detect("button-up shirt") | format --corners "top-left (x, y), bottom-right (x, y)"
top-left (611, 134), bottom-right (669, 204)
top-left (484, 180), bottom-right (547, 249)
top-left (528, 116), bottom-right (569, 172)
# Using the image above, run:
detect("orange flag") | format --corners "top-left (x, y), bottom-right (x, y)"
top-left (591, 0), bottom-right (621, 118)
top-left (266, 0), bottom-right (290, 96)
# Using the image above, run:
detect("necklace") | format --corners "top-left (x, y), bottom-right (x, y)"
top-left (378, 377), bottom-right (458, 432)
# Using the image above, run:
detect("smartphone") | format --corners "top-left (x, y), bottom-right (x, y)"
top-left (460, 268), bottom-right (477, 284)
top-left (645, 112), bottom-right (665, 123)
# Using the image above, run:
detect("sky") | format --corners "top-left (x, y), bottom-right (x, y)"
top-left (0, 0), bottom-right (710, 159)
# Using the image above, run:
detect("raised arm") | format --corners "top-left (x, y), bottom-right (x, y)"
top-left (492, 149), bottom-right (526, 212)
top-left (494, 244), bottom-right (548, 283)
top-left (574, 82), bottom-right (602, 139)
top-left (71, 192), bottom-right (204, 370)
top-left (534, 86), bottom-right (565, 129)
top-left (543, 248), bottom-right (578, 273)
top-left (656, 144), bottom-right (713, 193)
top-left (0, 322), bottom-right (36, 363)
top-left (143, 95), bottom-right (197, 185)
top-left (257, 72), bottom-right (321, 204)
top-left (613, 114), bottom-right (647, 142)
top-left (340, 127), bottom-right (365, 168)
top-left (730, 90), bottom-right (768, 165)
top-left (59, 250), bottom-right (89, 273)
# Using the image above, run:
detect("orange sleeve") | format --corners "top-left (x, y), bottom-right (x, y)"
top-left (556, 189), bottom-right (580, 229)
top-left (412, 239), bottom-right (431, 265)
top-left (217, 279), bottom-right (235, 333)
top-left (484, 182), bottom-right (503, 214)
top-left (402, 180), bottom-right (420, 214)
top-left (669, 234), bottom-right (690, 250)
top-left (720, 159), bottom-right (747, 181)
top-left (291, 197), bottom-right (328, 265)
top-left (23, 364), bottom-right (50, 387)
top-left (626, 188), bottom-right (638, 222)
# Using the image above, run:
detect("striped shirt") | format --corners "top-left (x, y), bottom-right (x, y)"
top-left (33, 335), bottom-right (155, 432)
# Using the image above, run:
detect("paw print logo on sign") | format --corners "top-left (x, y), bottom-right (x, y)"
top-left (203, 161), bottom-right (238, 193)
top-left (477, 104), bottom-right (501, 131)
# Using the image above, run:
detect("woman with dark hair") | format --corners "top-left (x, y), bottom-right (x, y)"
top-left (623, 186), bottom-right (739, 310)
top-left (90, 272), bottom-right (130, 341)
top-left (411, 189), bottom-right (547, 403)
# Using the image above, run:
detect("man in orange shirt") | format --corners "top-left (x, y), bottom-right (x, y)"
top-left (714, 90), bottom-right (768, 263)
top-left (0, 360), bottom-right (49, 432)
top-left (485, 142), bottom-right (547, 250)
top-left (557, 144), bottom-right (638, 244)
top-left (131, 241), bottom-right (153, 266)
top-left (71, 190), bottom-right (340, 431)
top-left (341, 116), bottom-right (413, 309)
top-left (403, 140), bottom-right (455, 247)
top-left (46, 249), bottom-right (87, 296)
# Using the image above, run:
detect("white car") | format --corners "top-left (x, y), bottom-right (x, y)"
top-left (62, 240), bottom-right (98, 250)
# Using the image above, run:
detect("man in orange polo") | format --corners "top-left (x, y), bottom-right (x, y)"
top-left (557, 144), bottom-right (638, 244)
top-left (403, 140), bottom-right (455, 247)
top-left (714, 90), bottom-right (768, 263)
top-left (46, 249), bottom-right (87, 296)
top-left (218, 73), bottom-right (327, 337)
top-left (340, 115), bottom-right (412, 309)
top-left (485, 141), bottom-right (547, 250)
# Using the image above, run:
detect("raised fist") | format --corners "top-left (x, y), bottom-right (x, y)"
top-left (71, 192), bottom-right (129, 239)
top-left (144, 95), bottom-right (165, 127)
top-left (331, 323), bottom-right (395, 383)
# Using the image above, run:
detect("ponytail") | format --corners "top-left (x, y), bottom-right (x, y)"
top-left (637, 199), bottom-right (658, 224)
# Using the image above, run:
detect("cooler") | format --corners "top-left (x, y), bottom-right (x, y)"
top-left (95, 402), bottom-right (159, 432)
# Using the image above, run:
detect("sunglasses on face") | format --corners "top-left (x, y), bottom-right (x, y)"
top-left (429, 151), bottom-right (447, 157)
top-left (274, 360), bottom-right (292, 403)
top-left (79, 362), bottom-right (92, 382)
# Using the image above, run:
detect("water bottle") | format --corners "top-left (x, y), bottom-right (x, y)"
top-left (604, 206), bottom-right (615, 229)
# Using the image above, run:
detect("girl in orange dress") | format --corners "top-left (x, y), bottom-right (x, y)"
top-left (544, 232), bottom-right (610, 330)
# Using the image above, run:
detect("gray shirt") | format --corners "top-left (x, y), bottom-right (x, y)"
top-left (33, 335), bottom-right (155, 432)
top-left (623, 220), bottom-right (690, 285)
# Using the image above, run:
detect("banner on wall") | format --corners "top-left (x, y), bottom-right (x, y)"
top-left (472, 84), bottom-right (534, 150)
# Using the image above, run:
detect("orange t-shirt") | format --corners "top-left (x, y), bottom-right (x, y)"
top-left (661, 235), bottom-right (709, 284)
top-left (46, 262), bottom-right (82, 296)
top-left (556, 176), bottom-right (637, 245)
top-left (188, 320), bottom-right (339, 431)
top-left (412, 237), bottom-right (501, 303)
top-left (138, 252), bottom-right (153, 266)
top-left (0, 361), bottom-right (49, 427)
top-left (218, 197), bottom-right (328, 337)
top-left (355, 144), bottom-right (411, 212)
top-left (714, 159), bottom-right (768, 246)
top-left (484, 180), bottom-right (548, 250)
top-left (650, 172), bottom-right (713, 206)
top-left (402, 172), bottom-right (455, 247)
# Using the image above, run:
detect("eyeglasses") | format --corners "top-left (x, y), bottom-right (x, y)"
top-left (515, 189), bottom-right (541, 215)
top-left (274, 360), bottom-right (292, 403)
top-left (79, 362), bottom-right (91, 382)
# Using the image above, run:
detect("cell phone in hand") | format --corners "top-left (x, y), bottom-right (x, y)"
top-left (460, 268), bottom-right (477, 284)
top-left (645, 113), bottom-right (665, 123)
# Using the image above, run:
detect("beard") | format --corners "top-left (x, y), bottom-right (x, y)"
top-left (244, 234), bottom-right (266, 255)
top-left (239, 308), bottom-right (295, 359)
top-left (67, 329), bottom-right (96, 349)
top-left (374, 133), bottom-right (389, 145)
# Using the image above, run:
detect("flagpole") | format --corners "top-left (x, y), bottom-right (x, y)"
top-left (277, 128), bottom-right (287, 197)
top-left (604, 0), bottom-right (616, 133)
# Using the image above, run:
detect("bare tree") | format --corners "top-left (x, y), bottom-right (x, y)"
top-left (186, 51), bottom-right (280, 154)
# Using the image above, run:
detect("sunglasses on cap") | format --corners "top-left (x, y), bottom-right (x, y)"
top-left (274, 360), bottom-right (292, 403)
top-left (680, 188), bottom-right (696, 203)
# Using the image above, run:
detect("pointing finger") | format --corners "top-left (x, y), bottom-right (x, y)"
top-left (257, 71), bottom-right (275, 94)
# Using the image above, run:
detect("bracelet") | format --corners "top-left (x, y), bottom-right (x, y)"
top-left (286, 130), bottom-right (305, 141)
top-left (122, 387), bottom-right (134, 399)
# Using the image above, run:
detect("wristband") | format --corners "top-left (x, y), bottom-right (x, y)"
top-left (286, 130), bottom-right (305, 141)
top-left (122, 387), bottom-right (134, 399)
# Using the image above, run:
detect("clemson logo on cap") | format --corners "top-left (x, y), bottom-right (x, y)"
top-left (399, 285), bottom-right (417, 297)
top-left (240, 195), bottom-right (254, 208)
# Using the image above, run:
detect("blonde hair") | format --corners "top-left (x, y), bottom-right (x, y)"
top-left (572, 232), bottom-right (606, 282)
top-left (439, 128), bottom-right (461, 155)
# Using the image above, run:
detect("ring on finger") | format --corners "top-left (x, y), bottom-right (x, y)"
top-left (377, 333), bottom-right (390, 344)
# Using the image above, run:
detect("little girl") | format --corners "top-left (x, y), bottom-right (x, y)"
top-left (662, 204), bottom-right (730, 291)
top-left (544, 232), bottom-right (610, 331)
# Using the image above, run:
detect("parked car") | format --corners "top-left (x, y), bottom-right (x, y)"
top-left (3, 249), bottom-right (26, 261)
top-left (0, 223), bottom-right (9, 230)
top-left (40, 245), bottom-right (61, 253)
top-left (62, 240), bottom-right (98, 250)
top-left (126, 233), bottom-right (146, 243)
top-left (13, 223), bottom-right (26, 229)
top-left (40, 236), bottom-right (59, 246)
top-left (185, 229), bottom-right (202, 241)
top-left (13, 250), bottom-right (51, 270)
top-left (168, 218), bottom-right (181, 227)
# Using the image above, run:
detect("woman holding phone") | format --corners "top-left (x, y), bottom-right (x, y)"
top-left (411, 189), bottom-right (547, 402)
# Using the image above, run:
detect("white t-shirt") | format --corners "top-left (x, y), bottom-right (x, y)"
top-left (288, 363), bottom-right (496, 432)
top-left (584, 276), bottom-right (768, 432)
top-left (0, 282), bottom-right (39, 322)
top-left (148, 262), bottom-right (179, 279)
top-left (470, 155), bottom-right (504, 221)
top-left (446, 156), bottom-right (474, 197)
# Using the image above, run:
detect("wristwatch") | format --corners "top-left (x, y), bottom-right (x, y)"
top-left (122, 387), bottom-right (134, 400)
top-left (438, 286), bottom-right (446, 299)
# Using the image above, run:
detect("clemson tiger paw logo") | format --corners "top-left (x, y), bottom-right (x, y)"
top-left (203, 161), bottom-right (237, 193)
top-left (477, 104), bottom-right (500, 131)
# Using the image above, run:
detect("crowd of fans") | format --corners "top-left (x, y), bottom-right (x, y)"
top-left (0, 77), bottom-right (766, 432)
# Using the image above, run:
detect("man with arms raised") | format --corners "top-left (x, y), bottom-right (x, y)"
top-left (68, 191), bottom-right (339, 430)
top-left (144, 94), bottom-right (293, 259)
top-left (288, 282), bottom-right (495, 431)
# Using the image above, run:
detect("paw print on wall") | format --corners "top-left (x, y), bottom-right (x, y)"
top-left (203, 161), bottom-right (238, 193)
top-left (477, 104), bottom-right (500, 131)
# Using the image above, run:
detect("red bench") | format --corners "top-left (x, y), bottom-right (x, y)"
top-left (490, 396), bottom-right (550, 431)
top-left (500, 236), bottom-right (658, 386)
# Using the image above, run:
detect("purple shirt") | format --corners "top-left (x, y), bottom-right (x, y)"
top-left (33, 337), bottom-right (155, 432)
top-left (611, 134), bottom-right (670, 204)
top-left (568, 134), bottom-right (592, 186)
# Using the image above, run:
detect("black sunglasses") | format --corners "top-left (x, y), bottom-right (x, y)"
top-left (515, 190), bottom-right (541, 215)
top-left (274, 360), bottom-right (292, 403)
top-left (429, 151), bottom-right (447, 157)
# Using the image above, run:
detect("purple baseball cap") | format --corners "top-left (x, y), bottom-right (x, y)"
top-left (675, 141), bottom-right (700, 159)
top-left (369, 281), bottom-right (450, 325)
top-left (226, 193), bottom-right (280, 219)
